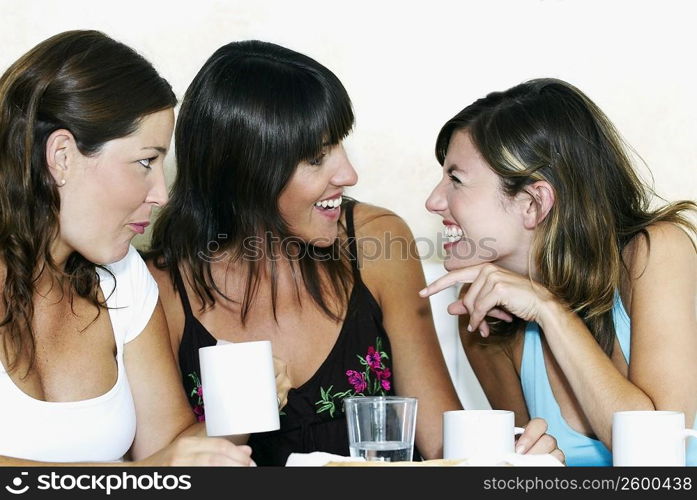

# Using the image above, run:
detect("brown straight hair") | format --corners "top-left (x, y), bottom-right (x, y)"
top-left (436, 78), bottom-right (696, 354)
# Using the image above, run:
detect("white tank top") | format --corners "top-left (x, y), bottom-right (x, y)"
top-left (0, 245), bottom-right (158, 462)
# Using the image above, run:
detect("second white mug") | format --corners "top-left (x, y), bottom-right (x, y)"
top-left (612, 410), bottom-right (697, 466)
top-left (443, 409), bottom-right (524, 460)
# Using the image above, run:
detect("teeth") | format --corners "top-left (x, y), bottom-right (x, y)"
top-left (443, 225), bottom-right (464, 241)
top-left (315, 195), bottom-right (342, 209)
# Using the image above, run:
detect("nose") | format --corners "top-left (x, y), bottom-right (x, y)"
top-left (331, 147), bottom-right (358, 187)
top-left (425, 176), bottom-right (447, 214)
top-left (145, 163), bottom-right (169, 207)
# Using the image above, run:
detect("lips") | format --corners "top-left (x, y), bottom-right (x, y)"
top-left (128, 222), bottom-right (149, 235)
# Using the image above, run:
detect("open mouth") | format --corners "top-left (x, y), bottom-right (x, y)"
top-left (314, 195), bottom-right (342, 211)
top-left (443, 225), bottom-right (464, 243)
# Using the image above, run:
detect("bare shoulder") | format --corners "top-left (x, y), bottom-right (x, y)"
top-left (624, 221), bottom-right (696, 276)
top-left (348, 203), bottom-right (421, 300)
top-left (349, 202), bottom-right (417, 274)
top-left (351, 202), bottom-right (413, 240)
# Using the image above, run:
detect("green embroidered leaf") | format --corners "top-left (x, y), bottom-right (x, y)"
top-left (375, 337), bottom-right (389, 361)
top-left (320, 385), bottom-right (334, 401)
top-left (316, 403), bottom-right (333, 413)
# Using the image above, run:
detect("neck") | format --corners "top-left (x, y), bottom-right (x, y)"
top-left (49, 238), bottom-right (73, 271)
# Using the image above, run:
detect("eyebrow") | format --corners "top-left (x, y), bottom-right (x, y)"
top-left (142, 146), bottom-right (168, 154)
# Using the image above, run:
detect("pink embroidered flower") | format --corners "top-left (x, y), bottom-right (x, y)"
top-left (375, 367), bottom-right (392, 391)
top-left (365, 346), bottom-right (382, 370)
top-left (193, 405), bottom-right (205, 422)
top-left (346, 369), bottom-right (367, 393)
top-left (197, 386), bottom-right (203, 397)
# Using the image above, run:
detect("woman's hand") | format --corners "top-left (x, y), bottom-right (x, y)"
top-left (419, 263), bottom-right (557, 337)
top-left (136, 436), bottom-right (255, 466)
top-left (274, 357), bottom-right (292, 410)
top-left (516, 418), bottom-right (565, 464)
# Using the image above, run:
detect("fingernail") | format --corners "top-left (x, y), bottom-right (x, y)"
top-left (516, 444), bottom-right (526, 454)
top-left (418, 288), bottom-right (427, 297)
top-left (480, 329), bottom-right (486, 337)
top-left (467, 324), bottom-right (473, 332)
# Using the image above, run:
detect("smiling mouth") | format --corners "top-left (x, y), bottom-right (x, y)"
top-left (314, 195), bottom-right (342, 211)
top-left (443, 225), bottom-right (464, 243)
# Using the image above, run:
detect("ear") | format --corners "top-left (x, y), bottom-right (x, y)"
top-left (45, 129), bottom-right (76, 186)
top-left (519, 180), bottom-right (555, 230)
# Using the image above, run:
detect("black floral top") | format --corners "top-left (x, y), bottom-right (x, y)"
top-left (174, 201), bottom-right (400, 465)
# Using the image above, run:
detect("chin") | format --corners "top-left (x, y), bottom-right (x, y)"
top-left (302, 229), bottom-right (339, 248)
top-left (88, 244), bottom-right (130, 266)
top-left (443, 258), bottom-right (463, 272)
top-left (444, 255), bottom-right (488, 271)
top-left (309, 236), bottom-right (338, 249)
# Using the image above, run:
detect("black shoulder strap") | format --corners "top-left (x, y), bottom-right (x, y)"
top-left (172, 265), bottom-right (194, 317)
top-left (344, 199), bottom-right (361, 277)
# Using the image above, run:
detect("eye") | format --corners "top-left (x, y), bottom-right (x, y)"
top-left (308, 152), bottom-right (327, 166)
top-left (137, 156), bottom-right (157, 169)
top-left (447, 167), bottom-right (462, 185)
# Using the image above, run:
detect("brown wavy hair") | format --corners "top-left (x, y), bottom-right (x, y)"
top-left (436, 78), bottom-right (696, 354)
top-left (0, 30), bottom-right (176, 375)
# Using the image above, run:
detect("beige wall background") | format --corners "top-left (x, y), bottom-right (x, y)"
top-left (2, 0), bottom-right (695, 257)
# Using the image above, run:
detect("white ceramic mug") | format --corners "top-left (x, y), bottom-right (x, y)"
top-left (199, 340), bottom-right (280, 436)
top-left (443, 409), bottom-right (525, 460)
top-left (612, 410), bottom-right (697, 466)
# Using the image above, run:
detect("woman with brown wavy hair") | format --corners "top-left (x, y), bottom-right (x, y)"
top-left (421, 78), bottom-right (697, 466)
top-left (0, 30), bottom-right (253, 466)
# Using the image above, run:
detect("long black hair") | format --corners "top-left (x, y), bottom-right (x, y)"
top-left (148, 40), bottom-right (355, 322)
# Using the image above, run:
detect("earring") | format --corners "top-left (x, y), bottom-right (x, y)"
top-left (59, 179), bottom-right (66, 186)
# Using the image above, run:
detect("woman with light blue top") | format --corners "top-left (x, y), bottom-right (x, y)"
top-left (420, 78), bottom-right (697, 466)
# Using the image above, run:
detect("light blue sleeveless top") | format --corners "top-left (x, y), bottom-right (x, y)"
top-left (521, 293), bottom-right (697, 466)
